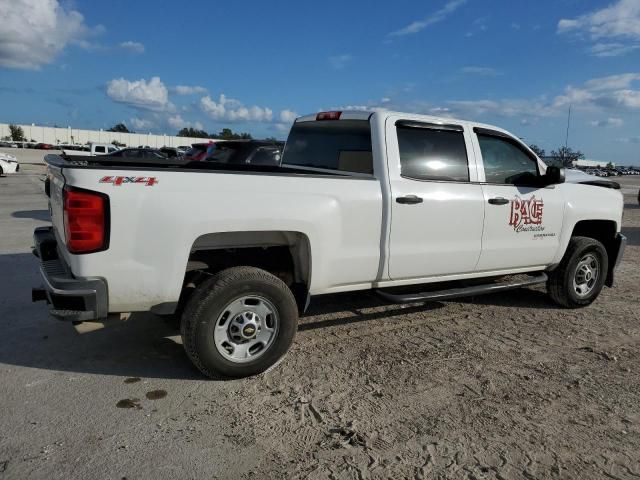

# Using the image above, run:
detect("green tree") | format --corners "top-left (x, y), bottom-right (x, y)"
top-left (9, 124), bottom-right (25, 142)
top-left (549, 146), bottom-right (585, 167)
top-left (606, 161), bottom-right (614, 169)
top-left (214, 128), bottom-right (252, 140)
top-left (528, 144), bottom-right (545, 158)
top-left (177, 127), bottom-right (210, 138)
top-left (107, 123), bottom-right (131, 133)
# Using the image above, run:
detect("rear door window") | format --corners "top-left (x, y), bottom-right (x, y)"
top-left (396, 123), bottom-right (469, 182)
top-left (282, 120), bottom-right (373, 174)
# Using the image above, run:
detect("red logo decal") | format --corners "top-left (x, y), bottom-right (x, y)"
top-left (99, 176), bottom-right (158, 186)
top-left (509, 196), bottom-right (543, 231)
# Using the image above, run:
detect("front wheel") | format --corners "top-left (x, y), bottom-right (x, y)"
top-left (181, 266), bottom-right (298, 378)
top-left (547, 236), bottom-right (608, 308)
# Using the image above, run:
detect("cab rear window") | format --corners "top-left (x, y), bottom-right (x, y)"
top-left (282, 120), bottom-right (373, 174)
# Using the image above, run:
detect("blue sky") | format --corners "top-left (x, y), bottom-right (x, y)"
top-left (1, 0), bottom-right (639, 163)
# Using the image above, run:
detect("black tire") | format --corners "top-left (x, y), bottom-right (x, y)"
top-left (547, 236), bottom-right (608, 308)
top-left (180, 266), bottom-right (298, 379)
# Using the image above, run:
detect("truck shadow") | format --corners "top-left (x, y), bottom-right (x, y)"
top-left (12, 209), bottom-right (51, 221)
top-left (622, 226), bottom-right (640, 247)
top-left (0, 252), bottom-right (570, 381)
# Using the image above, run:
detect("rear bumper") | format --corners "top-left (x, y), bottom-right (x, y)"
top-left (32, 226), bottom-right (108, 321)
top-left (605, 233), bottom-right (626, 287)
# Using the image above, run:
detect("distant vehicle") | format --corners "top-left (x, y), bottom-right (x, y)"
top-left (183, 142), bottom-right (216, 161)
top-left (104, 148), bottom-right (168, 160)
top-left (0, 153), bottom-right (19, 175)
top-left (34, 143), bottom-right (54, 150)
top-left (159, 147), bottom-right (181, 158)
top-left (185, 140), bottom-right (284, 165)
top-left (0, 141), bottom-right (18, 148)
top-left (62, 142), bottom-right (119, 157)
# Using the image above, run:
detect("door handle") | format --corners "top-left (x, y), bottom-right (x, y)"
top-left (396, 195), bottom-right (423, 205)
top-left (488, 197), bottom-right (509, 205)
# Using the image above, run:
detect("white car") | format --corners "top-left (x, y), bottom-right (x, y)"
top-left (0, 153), bottom-right (19, 175)
top-left (34, 110), bottom-right (626, 378)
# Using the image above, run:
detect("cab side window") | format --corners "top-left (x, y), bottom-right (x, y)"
top-left (477, 134), bottom-right (538, 184)
top-left (397, 123), bottom-right (469, 182)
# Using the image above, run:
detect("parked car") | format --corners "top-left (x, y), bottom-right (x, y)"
top-left (33, 110), bottom-right (626, 379)
top-left (183, 140), bottom-right (283, 165)
top-left (34, 143), bottom-right (54, 150)
top-left (0, 153), bottom-right (19, 175)
top-left (0, 141), bottom-right (18, 148)
top-left (200, 140), bottom-right (284, 166)
top-left (104, 148), bottom-right (168, 159)
top-left (62, 142), bottom-right (119, 157)
top-left (183, 142), bottom-right (216, 161)
top-left (159, 147), bottom-right (181, 158)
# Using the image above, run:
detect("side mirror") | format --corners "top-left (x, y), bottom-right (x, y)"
top-left (545, 166), bottom-right (565, 185)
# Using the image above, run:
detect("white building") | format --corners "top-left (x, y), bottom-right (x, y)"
top-left (575, 159), bottom-right (614, 168)
top-left (0, 123), bottom-right (208, 149)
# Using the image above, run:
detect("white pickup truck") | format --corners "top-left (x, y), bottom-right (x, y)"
top-left (33, 110), bottom-right (626, 378)
top-left (61, 142), bottom-right (119, 157)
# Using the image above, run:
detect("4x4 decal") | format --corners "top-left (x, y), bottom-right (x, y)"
top-left (99, 176), bottom-right (158, 186)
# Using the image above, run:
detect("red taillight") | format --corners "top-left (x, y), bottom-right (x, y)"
top-left (63, 188), bottom-right (108, 253)
top-left (316, 111), bottom-right (342, 121)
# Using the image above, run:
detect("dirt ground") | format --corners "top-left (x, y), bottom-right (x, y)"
top-left (0, 165), bottom-right (639, 479)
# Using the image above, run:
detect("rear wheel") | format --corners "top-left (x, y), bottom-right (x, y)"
top-left (547, 236), bottom-right (608, 308)
top-left (181, 266), bottom-right (298, 378)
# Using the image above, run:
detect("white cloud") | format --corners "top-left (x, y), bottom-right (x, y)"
top-left (389, 0), bottom-right (467, 36)
top-left (129, 117), bottom-right (154, 130)
top-left (460, 66), bottom-right (500, 76)
top-left (584, 73), bottom-right (640, 90)
top-left (119, 41), bottom-right (145, 54)
top-left (0, 0), bottom-right (90, 69)
top-left (106, 76), bottom-right (170, 111)
top-left (279, 109), bottom-right (298, 123)
top-left (167, 114), bottom-right (203, 131)
top-left (558, 0), bottom-right (640, 57)
top-left (200, 94), bottom-right (273, 122)
top-left (590, 117), bottom-right (624, 127)
top-left (173, 85), bottom-right (208, 95)
top-left (558, 0), bottom-right (640, 39)
top-left (554, 73), bottom-right (640, 111)
top-left (590, 42), bottom-right (640, 57)
top-left (328, 54), bottom-right (352, 69)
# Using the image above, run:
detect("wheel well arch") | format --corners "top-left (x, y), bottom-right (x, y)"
top-left (183, 231), bottom-right (311, 311)
top-left (570, 219), bottom-right (618, 286)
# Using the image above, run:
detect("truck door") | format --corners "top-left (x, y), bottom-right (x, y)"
top-left (386, 118), bottom-right (485, 280)
top-left (472, 127), bottom-right (564, 271)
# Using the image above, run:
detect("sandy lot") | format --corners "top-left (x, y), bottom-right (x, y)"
top-left (0, 164), bottom-right (639, 479)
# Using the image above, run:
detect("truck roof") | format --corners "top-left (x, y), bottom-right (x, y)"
top-left (295, 110), bottom-right (521, 144)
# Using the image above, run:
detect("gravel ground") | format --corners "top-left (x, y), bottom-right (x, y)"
top-left (0, 165), bottom-right (639, 479)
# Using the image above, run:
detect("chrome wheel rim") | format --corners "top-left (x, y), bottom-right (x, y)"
top-left (213, 295), bottom-right (279, 363)
top-left (572, 253), bottom-right (599, 297)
